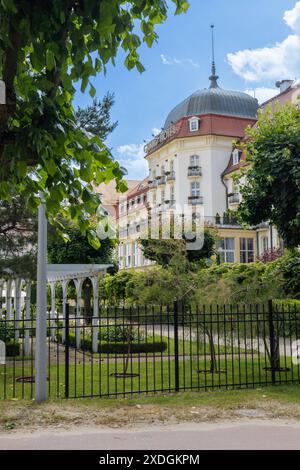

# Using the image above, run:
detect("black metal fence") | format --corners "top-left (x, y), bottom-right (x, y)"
top-left (0, 300), bottom-right (300, 399)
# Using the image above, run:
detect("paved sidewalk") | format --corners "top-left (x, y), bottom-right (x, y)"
top-left (0, 421), bottom-right (300, 450)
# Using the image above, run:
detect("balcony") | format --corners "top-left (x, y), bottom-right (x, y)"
top-left (148, 180), bottom-right (157, 189)
top-left (228, 193), bottom-right (240, 204)
top-left (188, 195), bottom-right (204, 205)
top-left (205, 215), bottom-right (241, 228)
top-left (158, 175), bottom-right (166, 186)
top-left (167, 171), bottom-right (176, 181)
top-left (188, 166), bottom-right (202, 177)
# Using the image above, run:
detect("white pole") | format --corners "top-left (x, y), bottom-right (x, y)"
top-left (75, 282), bottom-right (82, 350)
top-left (92, 277), bottom-right (99, 353)
top-left (14, 278), bottom-right (22, 341)
top-left (35, 203), bottom-right (47, 402)
top-left (6, 279), bottom-right (12, 320)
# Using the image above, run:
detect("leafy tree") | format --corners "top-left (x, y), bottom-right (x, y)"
top-left (48, 225), bottom-right (118, 317)
top-left (101, 270), bottom-right (135, 306)
top-left (238, 104), bottom-right (300, 249)
top-left (0, 91), bottom-right (118, 281)
top-left (140, 227), bottom-right (216, 267)
top-left (0, 194), bottom-right (37, 278)
top-left (48, 226), bottom-right (116, 265)
top-left (0, 0), bottom-right (189, 242)
top-left (75, 93), bottom-right (117, 139)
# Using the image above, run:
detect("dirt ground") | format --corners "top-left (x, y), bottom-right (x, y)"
top-left (1, 386), bottom-right (300, 434)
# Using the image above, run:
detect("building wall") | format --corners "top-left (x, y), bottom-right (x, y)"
top-left (147, 135), bottom-right (234, 218)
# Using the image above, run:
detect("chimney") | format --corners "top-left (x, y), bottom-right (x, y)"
top-left (275, 79), bottom-right (294, 94)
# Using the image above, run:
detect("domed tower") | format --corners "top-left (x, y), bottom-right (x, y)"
top-left (145, 39), bottom-right (258, 221)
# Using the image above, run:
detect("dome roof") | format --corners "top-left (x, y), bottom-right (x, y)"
top-left (164, 80), bottom-right (258, 129)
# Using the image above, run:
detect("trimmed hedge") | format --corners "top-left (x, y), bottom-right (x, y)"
top-left (57, 332), bottom-right (167, 354)
top-left (6, 342), bottom-right (20, 357)
top-left (274, 299), bottom-right (300, 310)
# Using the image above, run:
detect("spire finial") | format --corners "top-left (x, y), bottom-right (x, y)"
top-left (209, 24), bottom-right (219, 88)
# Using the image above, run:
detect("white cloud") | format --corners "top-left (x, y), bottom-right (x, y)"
top-left (228, 2), bottom-right (300, 82)
top-left (244, 87), bottom-right (279, 104)
top-left (160, 54), bottom-right (182, 66)
top-left (284, 1), bottom-right (300, 33)
top-left (187, 58), bottom-right (200, 69)
top-left (160, 54), bottom-right (200, 68)
top-left (116, 143), bottom-right (148, 180)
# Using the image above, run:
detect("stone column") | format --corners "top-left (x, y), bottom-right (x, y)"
top-left (91, 277), bottom-right (99, 353)
top-left (62, 280), bottom-right (68, 343)
top-left (5, 279), bottom-right (12, 320)
top-left (74, 279), bottom-right (83, 349)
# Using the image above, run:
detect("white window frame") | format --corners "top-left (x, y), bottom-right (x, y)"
top-left (190, 154), bottom-right (200, 167)
top-left (240, 238), bottom-right (254, 263)
top-left (191, 181), bottom-right (200, 197)
top-left (262, 236), bottom-right (269, 253)
top-left (134, 241), bottom-right (139, 267)
top-left (125, 243), bottom-right (132, 268)
top-left (217, 237), bottom-right (235, 263)
top-left (170, 185), bottom-right (175, 201)
top-left (189, 117), bottom-right (199, 132)
top-left (232, 149), bottom-right (241, 166)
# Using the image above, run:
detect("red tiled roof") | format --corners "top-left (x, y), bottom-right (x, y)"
top-left (145, 114), bottom-right (256, 156)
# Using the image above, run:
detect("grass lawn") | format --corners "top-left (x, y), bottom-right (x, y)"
top-left (1, 354), bottom-right (299, 400)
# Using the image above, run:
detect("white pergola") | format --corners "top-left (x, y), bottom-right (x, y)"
top-left (47, 264), bottom-right (112, 352)
top-left (0, 263), bottom-right (111, 356)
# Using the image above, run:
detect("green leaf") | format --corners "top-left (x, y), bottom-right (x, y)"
top-left (1, 0), bottom-right (17, 13)
top-left (80, 77), bottom-right (89, 93)
top-left (44, 159), bottom-right (58, 177)
top-left (87, 231), bottom-right (101, 250)
top-left (89, 83), bottom-right (96, 98)
top-left (46, 50), bottom-right (56, 71)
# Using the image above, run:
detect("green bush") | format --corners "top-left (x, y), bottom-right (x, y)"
top-left (6, 342), bottom-right (21, 357)
top-left (99, 324), bottom-right (144, 342)
top-left (0, 321), bottom-right (15, 343)
top-left (57, 332), bottom-right (167, 354)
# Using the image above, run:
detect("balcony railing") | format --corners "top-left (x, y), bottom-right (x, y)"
top-left (188, 166), bottom-right (202, 177)
top-left (167, 171), bottom-right (176, 181)
top-left (158, 175), bottom-right (166, 185)
top-left (188, 195), bottom-right (204, 205)
top-left (148, 180), bottom-right (157, 189)
top-left (205, 215), bottom-right (241, 227)
top-left (228, 193), bottom-right (240, 204)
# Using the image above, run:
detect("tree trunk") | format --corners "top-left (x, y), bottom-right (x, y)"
top-left (122, 326), bottom-right (132, 376)
top-left (205, 327), bottom-right (218, 373)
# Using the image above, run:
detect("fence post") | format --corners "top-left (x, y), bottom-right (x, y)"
top-left (173, 300), bottom-right (180, 392)
top-left (268, 299), bottom-right (276, 385)
top-left (65, 302), bottom-right (70, 398)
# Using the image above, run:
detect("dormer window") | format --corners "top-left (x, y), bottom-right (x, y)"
top-left (188, 117), bottom-right (199, 132)
top-left (232, 149), bottom-right (241, 165)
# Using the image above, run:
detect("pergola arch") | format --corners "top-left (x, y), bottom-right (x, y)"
top-left (47, 264), bottom-right (112, 352)
top-left (1, 276), bottom-right (32, 353)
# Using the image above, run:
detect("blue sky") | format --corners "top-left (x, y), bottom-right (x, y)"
top-left (74, 0), bottom-right (300, 179)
